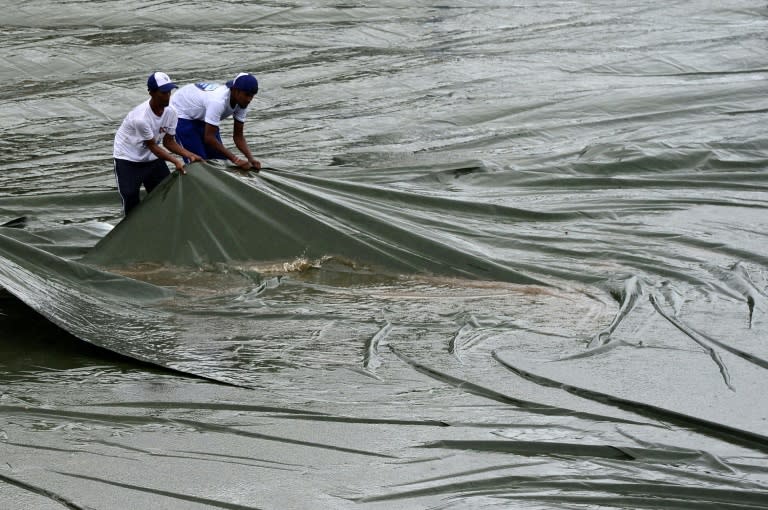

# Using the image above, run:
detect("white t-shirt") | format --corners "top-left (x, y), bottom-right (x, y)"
top-left (113, 100), bottom-right (178, 162)
top-left (170, 83), bottom-right (248, 126)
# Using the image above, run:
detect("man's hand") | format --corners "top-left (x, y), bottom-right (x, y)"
top-left (187, 153), bottom-right (203, 163)
top-left (248, 158), bottom-right (262, 172)
top-left (234, 158), bottom-right (253, 171)
top-left (174, 160), bottom-right (187, 175)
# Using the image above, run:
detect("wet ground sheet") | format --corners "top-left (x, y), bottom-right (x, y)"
top-left (1, 1), bottom-right (768, 509)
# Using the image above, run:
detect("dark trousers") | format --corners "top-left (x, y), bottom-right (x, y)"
top-left (175, 118), bottom-right (227, 161)
top-left (113, 158), bottom-right (170, 215)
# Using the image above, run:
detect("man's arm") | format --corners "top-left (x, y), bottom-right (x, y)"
top-left (163, 134), bottom-right (203, 166)
top-left (145, 139), bottom-right (185, 174)
top-left (233, 120), bottom-right (261, 171)
top-left (203, 123), bottom-right (252, 170)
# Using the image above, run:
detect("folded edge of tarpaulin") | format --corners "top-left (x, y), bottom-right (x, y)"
top-left (0, 231), bottom-right (248, 388)
top-left (83, 162), bottom-right (546, 285)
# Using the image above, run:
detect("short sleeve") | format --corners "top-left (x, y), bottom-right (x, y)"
top-left (135, 118), bottom-right (155, 142)
top-left (204, 99), bottom-right (226, 126)
top-left (233, 107), bottom-right (248, 123)
top-left (165, 108), bottom-right (178, 136)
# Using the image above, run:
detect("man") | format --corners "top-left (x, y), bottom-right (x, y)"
top-left (113, 72), bottom-right (202, 215)
top-left (170, 72), bottom-right (261, 171)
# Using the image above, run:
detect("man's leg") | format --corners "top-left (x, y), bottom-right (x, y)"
top-left (175, 119), bottom-right (209, 161)
top-left (113, 159), bottom-right (142, 215)
top-left (175, 118), bottom-right (228, 160)
top-left (143, 159), bottom-right (171, 195)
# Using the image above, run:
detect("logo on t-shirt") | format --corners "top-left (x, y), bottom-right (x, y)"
top-left (195, 82), bottom-right (221, 91)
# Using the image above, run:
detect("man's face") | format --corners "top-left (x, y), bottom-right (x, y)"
top-left (151, 89), bottom-right (173, 107)
top-left (232, 89), bottom-right (256, 108)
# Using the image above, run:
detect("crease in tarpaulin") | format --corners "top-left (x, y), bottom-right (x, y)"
top-left (83, 161), bottom-right (548, 286)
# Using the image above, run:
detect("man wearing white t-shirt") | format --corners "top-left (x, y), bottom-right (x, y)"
top-left (170, 72), bottom-right (261, 172)
top-left (113, 72), bottom-right (202, 215)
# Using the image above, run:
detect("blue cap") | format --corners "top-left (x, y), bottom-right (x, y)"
top-left (147, 72), bottom-right (178, 92)
top-left (226, 73), bottom-right (259, 95)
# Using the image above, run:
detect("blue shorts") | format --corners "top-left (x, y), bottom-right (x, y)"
top-left (113, 158), bottom-right (170, 215)
top-left (175, 118), bottom-right (227, 161)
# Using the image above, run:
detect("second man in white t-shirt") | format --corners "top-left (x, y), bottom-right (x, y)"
top-left (171, 73), bottom-right (261, 172)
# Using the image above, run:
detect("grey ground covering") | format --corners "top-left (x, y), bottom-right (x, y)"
top-left (84, 163), bottom-right (545, 285)
top-left (1, 1), bottom-right (768, 509)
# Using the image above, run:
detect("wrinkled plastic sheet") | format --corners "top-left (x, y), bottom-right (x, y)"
top-left (2, 0), bottom-right (768, 508)
top-left (2, 164), bottom-right (768, 509)
top-left (84, 162), bottom-right (545, 286)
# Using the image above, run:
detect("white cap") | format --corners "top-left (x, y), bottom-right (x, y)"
top-left (147, 72), bottom-right (178, 92)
